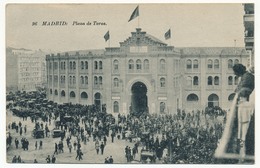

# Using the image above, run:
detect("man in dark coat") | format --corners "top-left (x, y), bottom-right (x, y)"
top-left (100, 142), bottom-right (105, 155)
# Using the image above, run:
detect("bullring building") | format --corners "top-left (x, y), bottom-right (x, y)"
top-left (46, 28), bottom-right (249, 115)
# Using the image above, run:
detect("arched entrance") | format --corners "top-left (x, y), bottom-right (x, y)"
top-left (130, 82), bottom-right (148, 116)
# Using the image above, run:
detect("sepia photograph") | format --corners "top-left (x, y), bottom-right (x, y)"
top-left (3, 1), bottom-right (257, 166)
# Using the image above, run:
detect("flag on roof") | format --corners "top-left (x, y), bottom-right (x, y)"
top-left (164, 29), bottom-right (171, 40)
top-left (128, 6), bottom-right (139, 22)
top-left (104, 31), bottom-right (110, 42)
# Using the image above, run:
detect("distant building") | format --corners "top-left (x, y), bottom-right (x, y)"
top-left (6, 48), bottom-right (47, 92)
top-left (46, 28), bottom-right (249, 115)
top-left (243, 3), bottom-right (254, 66)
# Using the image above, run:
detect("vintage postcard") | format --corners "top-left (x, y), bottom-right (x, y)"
top-left (4, 2), bottom-right (256, 166)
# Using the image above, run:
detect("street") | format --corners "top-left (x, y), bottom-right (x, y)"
top-left (6, 109), bottom-right (140, 164)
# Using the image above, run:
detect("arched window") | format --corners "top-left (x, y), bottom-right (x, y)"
top-left (160, 102), bottom-right (166, 113)
top-left (73, 61), bottom-right (76, 69)
top-left (54, 62), bottom-right (58, 70)
top-left (234, 76), bottom-right (239, 85)
top-left (234, 59), bottom-right (239, 65)
top-left (70, 61), bottom-right (73, 70)
top-left (85, 61), bottom-right (88, 69)
top-left (99, 61), bottom-right (103, 70)
top-left (228, 76), bottom-right (233, 85)
top-left (208, 59), bottom-right (213, 69)
top-left (50, 89), bottom-right (52, 94)
top-left (136, 59), bottom-right (142, 70)
top-left (94, 92), bottom-right (101, 106)
top-left (60, 62), bottom-right (63, 70)
top-left (114, 78), bottom-right (119, 88)
top-left (63, 76), bottom-right (65, 83)
top-left (85, 76), bottom-right (88, 85)
top-left (228, 59), bottom-right (233, 69)
top-left (54, 89), bottom-right (58, 95)
top-left (61, 90), bottom-right (65, 97)
top-left (81, 61), bottom-right (84, 70)
top-left (81, 92), bottom-right (88, 99)
top-left (63, 62), bottom-right (66, 70)
top-left (228, 93), bottom-right (236, 101)
top-left (208, 76), bottom-right (213, 85)
top-left (113, 101), bottom-right (119, 113)
top-left (144, 59), bottom-right (149, 71)
top-left (186, 59), bottom-right (192, 69)
top-left (70, 91), bottom-right (76, 98)
top-left (94, 76), bottom-right (98, 85)
top-left (128, 59), bottom-right (134, 70)
top-left (73, 76), bottom-right (76, 84)
top-left (113, 60), bottom-right (119, 71)
top-left (99, 76), bottom-right (103, 85)
top-left (214, 76), bottom-right (219, 85)
top-left (208, 94), bottom-right (219, 107)
top-left (60, 76), bottom-right (63, 83)
top-left (193, 76), bottom-right (199, 85)
top-left (81, 76), bottom-right (84, 84)
top-left (69, 76), bottom-right (72, 85)
top-left (160, 59), bottom-right (166, 72)
top-left (193, 59), bottom-right (198, 69)
top-left (187, 94), bottom-right (199, 101)
top-left (160, 77), bottom-right (166, 88)
top-left (214, 59), bottom-right (219, 69)
top-left (94, 61), bottom-right (98, 70)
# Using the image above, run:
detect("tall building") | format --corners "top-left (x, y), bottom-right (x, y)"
top-left (243, 3), bottom-right (254, 66)
top-left (46, 28), bottom-right (249, 115)
top-left (6, 48), bottom-right (47, 92)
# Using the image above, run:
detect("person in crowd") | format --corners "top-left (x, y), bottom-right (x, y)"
top-left (73, 140), bottom-right (77, 150)
top-left (54, 143), bottom-right (58, 155)
top-left (95, 140), bottom-right (100, 154)
top-left (12, 155), bottom-right (17, 163)
top-left (46, 155), bottom-right (51, 163)
top-left (24, 125), bottom-right (27, 134)
top-left (19, 126), bottom-right (23, 136)
top-left (17, 155), bottom-right (22, 163)
top-left (104, 157), bottom-right (109, 163)
top-left (108, 156), bottom-right (114, 163)
top-left (51, 155), bottom-right (56, 163)
top-left (39, 140), bottom-right (43, 149)
top-left (35, 141), bottom-right (38, 150)
top-left (100, 142), bottom-right (105, 155)
top-left (15, 138), bottom-right (19, 149)
top-left (103, 136), bottom-right (107, 146)
top-left (68, 142), bottom-right (72, 153)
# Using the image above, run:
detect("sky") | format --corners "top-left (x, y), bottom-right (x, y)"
top-left (6, 3), bottom-right (246, 53)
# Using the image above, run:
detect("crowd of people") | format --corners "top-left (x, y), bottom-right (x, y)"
top-left (5, 87), bottom-right (242, 164)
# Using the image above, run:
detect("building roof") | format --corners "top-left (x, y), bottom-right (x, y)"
top-left (177, 47), bottom-right (248, 56)
top-left (145, 33), bottom-right (166, 45)
top-left (60, 49), bottom-right (105, 56)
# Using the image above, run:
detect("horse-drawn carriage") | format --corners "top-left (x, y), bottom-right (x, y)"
top-left (32, 128), bottom-right (44, 139)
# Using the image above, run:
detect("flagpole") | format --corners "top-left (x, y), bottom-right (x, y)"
top-left (138, 16), bottom-right (140, 28)
top-left (170, 27), bottom-right (172, 46)
top-left (109, 37), bottom-right (110, 48)
top-left (138, 5), bottom-right (140, 28)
